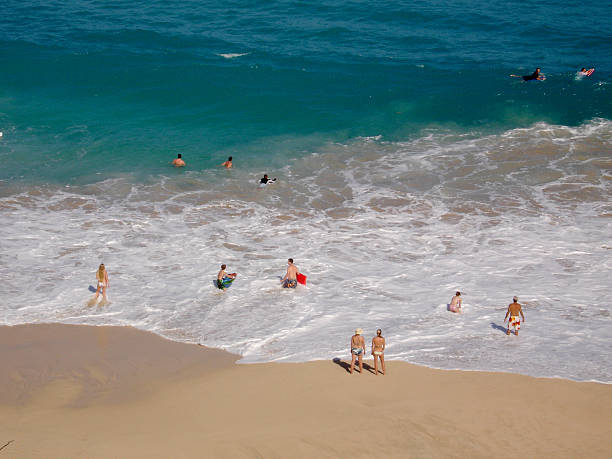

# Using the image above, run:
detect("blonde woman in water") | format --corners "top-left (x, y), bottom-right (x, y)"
top-left (93, 263), bottom-right (109, 304)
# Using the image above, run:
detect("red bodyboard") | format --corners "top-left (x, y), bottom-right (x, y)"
top-left (296, 273), bottom-right (307, 285)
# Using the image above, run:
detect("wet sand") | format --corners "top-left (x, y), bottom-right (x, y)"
top-left (1, 324), bottom-right (610, 458)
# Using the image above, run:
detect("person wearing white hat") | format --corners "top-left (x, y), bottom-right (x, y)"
top-left (350, 328), bottom-right (366, 374)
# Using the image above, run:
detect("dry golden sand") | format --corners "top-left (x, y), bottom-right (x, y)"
top-left (1, 324), bottom-right (611, 458)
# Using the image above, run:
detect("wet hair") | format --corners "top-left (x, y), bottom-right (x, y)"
top-left (177, 154), bottom-right (182, 158)
top-left (288, 258), bottom-right (293, 263)
top-left (580, 68), bottom-right (586, 72)
top-left (456, 291), bottom-right (461, 296)
top-left (264, 174), bottom-right (268, 178)
top-left (97, 264), bottom-right (106, 281)
top-left (536, 68), bottom-right (540, 71)
top-left (228, 156), bottom-right (232, 161)
top-left (376, 329), bottom-right (382, 336)
top-left (221, 264), bottom-right (226, 269)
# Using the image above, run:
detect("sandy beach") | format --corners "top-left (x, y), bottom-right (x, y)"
top-left (0, 324), bottom-right (610, 458)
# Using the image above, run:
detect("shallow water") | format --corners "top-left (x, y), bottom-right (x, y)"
top-left (1, 0), bottom-right (611, 381)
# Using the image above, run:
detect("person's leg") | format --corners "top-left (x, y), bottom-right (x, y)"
top-left (374, 355), bottom-right (379, 375)
top-left (95, 284), bottom-right (101, 298)
top-left (380, 355), bottom-right (385, 375)
top-left (102, 285), bottom-right (107, 300)
top-left (350, 354), bottom-right (356, 374)
top-left (358, 354), bottom-right (363, 373)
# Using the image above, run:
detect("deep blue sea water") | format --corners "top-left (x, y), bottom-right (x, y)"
top-left (1, 0), bottom-right (611, 381)
top-left (1, 0), bottom-right (610, 182)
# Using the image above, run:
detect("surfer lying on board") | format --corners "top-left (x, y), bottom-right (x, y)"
top-left (217, 264), bottom-right (237, 290)
top-left (281, 258), bottom-right (298, 288)
top-left (578, 68), bottom-right (594, 77)
top-left (172, 153), bottom-right (185, 167)
top-left (510, 68), bottom-right (545, 81)
top-left (260, 174), bottom-right (276, 184)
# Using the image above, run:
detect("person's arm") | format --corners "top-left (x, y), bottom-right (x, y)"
top-left (371, 338), bottom-right (375, 355)
top-left (362, 337), bottom-right (366, 353)
top-left (504, 306), bottom-right (510, 322)
top-left (382, 338), bottom-right (385, 351)
top-left (520, 307), bottom-right (525, 321)
top-left (105, 271), bottom-right (109, 288)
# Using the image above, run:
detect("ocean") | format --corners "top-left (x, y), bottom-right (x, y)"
top-left (1, 0), bottom-right (611, 382)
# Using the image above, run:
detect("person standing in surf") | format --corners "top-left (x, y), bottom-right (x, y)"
top-left (172, 153), bottom-right (185, 167)
top-left (221, 156), bottom-right (233, 169)
top-left (281, 258), bottom-right (298, 288)
top-left (510, 68), bottom-right (545, 81)
top-left (217, 264), bottom-right (237, 290)
top-left (504, 296), bottom-right (525, 336)
top-left (95, 264), bottom-right (109, 302)
top-left (371, 329), bottom-right (386, 375)
top-left (449, 291), bottom-right (462, 313)
top-left (350, 328), bottom-right (366, 374)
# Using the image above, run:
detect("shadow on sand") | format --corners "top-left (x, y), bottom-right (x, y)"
top-left (490, 322), bottom-right (508, 334)
top-left (332, 357), bottom-right (376, 374)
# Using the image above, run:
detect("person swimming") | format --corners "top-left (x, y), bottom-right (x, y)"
top-left (510, 68), bottom-right (545, 81)
top-left (221, 156), bottom-right (233, 169)
top-left (260, 174), bottom-right (277, 184)
top-left (172, 153), bottom-right (185, 167)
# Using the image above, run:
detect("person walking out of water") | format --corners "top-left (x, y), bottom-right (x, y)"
top-left (504, 296), bottom-right (525, 336)
top-left (371, 329), bottom-right (386, 375)
top-left (95, 263), bottom-right (109, 302)
top-left (172, 153), bottom-right (185, 167)
top-left (217, 264), bottom-right (237, 290)
top-left (221, 156), bottom-right (233, 169)
top-left (281, 258), bottom-right (298, 288)
top-left (449, 291), bottom-right (462, 313)
top-left (350, 328), bottom-right (366, 374)
top-left (510, 68), bottom-right (545, 81)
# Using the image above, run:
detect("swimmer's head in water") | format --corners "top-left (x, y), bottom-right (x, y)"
top-left (221, 264), bottom-right (226, 269)
top-left (264, 174), bottom-right (268, 178)
top-left (288, 258), bottom-right (293, 264)
top-left (177, 153), bottom-right (182, 158)
top-left (228, 156), bottom-right (232, 161)
top-left (456, 291), bottom-right (461, 296)
top-left (513, 296), bottom-right (518, 302)
top-left (581, 68), bottom-right (586, 72)
top-left (377, 329), bottom-right (382, 336)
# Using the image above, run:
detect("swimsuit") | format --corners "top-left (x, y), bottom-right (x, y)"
top-left (523, 71), bottom-right (539, 81)
top-left (283, 279), bottom-right (297, 288)
top-left (373, 350), bottom-right (383, 356)
top-left (351, 348), bottom-right (363, 356)
top-left (217, 276), bottom-right (235, 289)
top-left (508, 315), bottom-right (521, 331)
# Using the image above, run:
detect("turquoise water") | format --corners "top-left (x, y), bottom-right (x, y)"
top-left (1, 0), bottom-right (610, 183)
top-left (1, 0), bottom-right (611, 381)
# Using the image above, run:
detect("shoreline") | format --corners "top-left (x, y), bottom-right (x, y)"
top-left (3, 321), bottom-right (609, 385)
top-left (1, 323), bottom-right (611, 458)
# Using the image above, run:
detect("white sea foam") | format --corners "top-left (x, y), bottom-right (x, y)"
top-left (1, 120), bottom-right (611, 382)
top-left (217, 53), bottom-right (250, 59)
